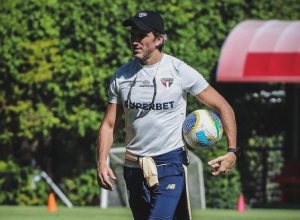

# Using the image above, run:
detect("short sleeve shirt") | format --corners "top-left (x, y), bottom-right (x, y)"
top-left (108, 54), bottom-right (209, 156)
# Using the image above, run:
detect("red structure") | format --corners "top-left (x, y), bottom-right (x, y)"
top-left (217, 20), bottom-right (300, 82)
top-left (216, 20), bottom-right (300, 205)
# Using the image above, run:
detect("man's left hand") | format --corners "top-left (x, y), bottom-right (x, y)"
top-left (207, 152), bottom-right (237, 176)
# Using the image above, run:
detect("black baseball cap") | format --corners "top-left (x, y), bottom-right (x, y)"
top-left (122, 10), bottom-right (165, 34)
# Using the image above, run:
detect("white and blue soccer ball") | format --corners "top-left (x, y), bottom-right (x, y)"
top-left (182, 109), bottom-right (223, 149)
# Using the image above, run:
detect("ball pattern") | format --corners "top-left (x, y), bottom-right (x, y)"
top-left (182, 109), bottom-right (223, 149)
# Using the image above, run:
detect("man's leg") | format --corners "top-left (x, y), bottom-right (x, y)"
top-left (148, 164), bottom-right (185, 220)
top-left (124, 167), bottom-right (151, 220)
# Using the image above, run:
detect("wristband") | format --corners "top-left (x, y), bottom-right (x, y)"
top-left (227, 147), bottom-right (240, 157)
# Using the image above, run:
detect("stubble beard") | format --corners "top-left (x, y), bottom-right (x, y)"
top-left (133, 48), bottom-right (157, 65)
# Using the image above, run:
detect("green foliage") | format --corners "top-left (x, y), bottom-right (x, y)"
top-left (220, 83), bottom-right (289, 205)
top-left (193, 138), bottom-right (241, 208)
top-left (60, 168), bottom-right (99, 206)
top-left (0, 160), bottom-right (48, 205)
top-left (1, 0), bottom-right (300, 207)
top-left (244, 133), bottom-right (284, 204)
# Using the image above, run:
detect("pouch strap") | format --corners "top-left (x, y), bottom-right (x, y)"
top-left (139, 156), bottom-right (159, 188)
top-left (125, 150), bottom-right (159, 187)
top-left (125, 150), bottom-right (139, 161)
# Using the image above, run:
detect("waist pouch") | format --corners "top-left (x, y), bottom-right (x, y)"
top-left (125, 147), bottom-right (189, 188)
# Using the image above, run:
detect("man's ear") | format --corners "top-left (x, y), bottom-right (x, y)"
top-left (155, 35), bottom-right (163, 46)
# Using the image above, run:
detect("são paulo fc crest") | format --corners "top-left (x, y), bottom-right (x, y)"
top-left (161, 78), bottom-right (174, 88)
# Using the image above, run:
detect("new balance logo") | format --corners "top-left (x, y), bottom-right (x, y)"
top-left (166, 184), bottom-right (176, 190)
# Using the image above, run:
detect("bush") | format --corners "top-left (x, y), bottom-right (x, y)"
top-left (193, 138), bottom-right (241, 208)
top-left (60, 168), bottom-right (99, 206)
top-left (0, 160), bottom-right (48, 205)
top-left (1, 0), bottom-right (299, 208)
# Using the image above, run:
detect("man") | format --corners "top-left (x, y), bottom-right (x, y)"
top-left (97, 10), bottom-right (238, 220)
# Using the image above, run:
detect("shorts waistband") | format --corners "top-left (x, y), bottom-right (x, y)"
top-left (125, 147), bottom-right (189, 165)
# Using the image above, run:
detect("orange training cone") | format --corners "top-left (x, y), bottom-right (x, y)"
top-left (237, 194), bottom-right (245, 212)
top-left (47, 192), bottom-right (58, 212)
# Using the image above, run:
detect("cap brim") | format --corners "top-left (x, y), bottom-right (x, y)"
top-left (122, 18), bottom-right (152, 33)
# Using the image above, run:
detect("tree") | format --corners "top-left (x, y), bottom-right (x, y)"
top-left (1, 0), bottom-right (299, 207)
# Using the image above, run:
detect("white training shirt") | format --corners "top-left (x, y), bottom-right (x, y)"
top-left (108, 54), bottom-right (209, 157)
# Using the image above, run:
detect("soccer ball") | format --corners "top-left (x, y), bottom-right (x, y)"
top-left (182, 109), bottom-right (223, 149)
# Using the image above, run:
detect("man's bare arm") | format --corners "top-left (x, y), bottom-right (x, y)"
top-left (196, 86), bottom-right (237, 176)
top-left (97, 103), bottom-right (123, 190)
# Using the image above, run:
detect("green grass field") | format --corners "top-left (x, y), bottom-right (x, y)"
top-left (0, 206), bottom-right (299, 220)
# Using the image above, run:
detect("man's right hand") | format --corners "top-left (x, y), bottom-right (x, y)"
top-left (97, 161), bottom-right (117, 191)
